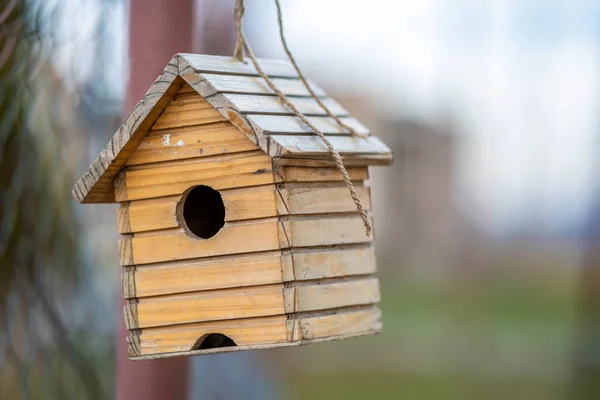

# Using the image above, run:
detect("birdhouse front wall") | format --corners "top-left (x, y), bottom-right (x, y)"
top-left (116, 84), bottom-right (381, 359)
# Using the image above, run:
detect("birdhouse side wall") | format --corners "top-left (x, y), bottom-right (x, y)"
top-left (272, 162), bottom-right (382, 344)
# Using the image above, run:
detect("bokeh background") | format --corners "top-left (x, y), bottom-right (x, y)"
top-left (1, 0), bottom-right (599, 399)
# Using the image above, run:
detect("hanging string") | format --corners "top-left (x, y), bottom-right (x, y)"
top-left (232, 0), bottom-right (245, 61)
top-left (232, 0), bottom-right (372, 236)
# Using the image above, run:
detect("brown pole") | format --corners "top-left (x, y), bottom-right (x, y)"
top-left (116, 0), bottom-right (193, 399)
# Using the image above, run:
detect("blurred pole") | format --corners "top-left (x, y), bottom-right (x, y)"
top-left (116, 0), bottom-right (193, 399)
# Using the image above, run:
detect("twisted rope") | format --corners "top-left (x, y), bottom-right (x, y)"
top-left (232, 0), bottom-right (245, 61)
top-left (232, 1), bottom-right (372, 236)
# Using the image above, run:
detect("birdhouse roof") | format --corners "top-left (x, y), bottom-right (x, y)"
top-left (72, 53), bottom-right (393, 203)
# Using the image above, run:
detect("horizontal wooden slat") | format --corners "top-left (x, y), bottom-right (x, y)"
top-left (130, 283), bottom-right (285, 328)
top-left (201, 73), bottom-right (326, 97)
top-left (287, 307), bottom-right (381, 341)
top-left (278, 215), bottom-right (373, 249)
top-left (248, 115), bottom-right (370, 135)
top-left (281, 245), bottom-right (376, 282)
top-left (180, 53), bottom-right (299, 78)
top-left (126, 244), bottom-right (376, 298)
top-left (276, 185), bottom-right (370, 215)
top-left (133, 315), bottom-right (288, 356)
top-left (116, 152), bottom-right (274, 201)
top-left (122, 214), bottom-right (372, 266)
top-left (270, 135), bottom-right (391, 157)
top-left (127, 251), bottom-right (283, 298)
top-left (152, 95), bottom-right (227, 131)
top-left (284, 278), bottom-right (380, 314)
top-left (118, 185), bottom-right (277, 234)
top-left (222, 94), bottom-right (348, 116)
top-left (124, 219), bottom-right (280, 266)
top-left (274, 166), bottom-right (369, 183)
top-left (126, 122), bottom-right (258, 166)
top-left (273, 156), bottom-right (392, 167)
top-left (118, 184), bottom-right (370, 234)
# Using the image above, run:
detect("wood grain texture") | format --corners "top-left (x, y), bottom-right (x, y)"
top-left (275, 185), bottom-right (371, 216)
top-left (117, 185), bottom-right (277, 234)
top-left (118, 184), bottom-right (370, 234)
top-left (273, 166), bottom-right (369, 183)
top-left (286, 307), bottom-right (381, 341)
top-left (126, 251), bottom-right (283, 298)
top-left (199, 73), bottom-right (326, 97)
top-left (116, 151), bottom-right (274, 201)
top-left (284, 278), bottom-right (380, 314)
top-left (180, 53), bottom-right (298, 78)
top-left (126, 121), bottom-right (258, 166)
top-left (218, 93), bottom-right (348, 116)
top-left (247, 114), bottom-right (369, 135)
top-left (281, 245), bottom-right (376, 282)
top-left (269, 135), bottom-right (391, 158)
top-left (133, 315), bottom-right (288, 356)
top-left (124, 214), bottom-right (372, 266)
top-left (152, 96), bottom-right (227, 130)
top-left (125, 244), bottom-right (376, 298)
top-left (131, 283), bottom-right (285, 328)
top-left (278, 215), bottom-right (373, 249)
top-left (123, 220), bottom-right (280, 266)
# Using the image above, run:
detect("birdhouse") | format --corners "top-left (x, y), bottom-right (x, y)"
top-left (72, 54), bottom-right (393, 359)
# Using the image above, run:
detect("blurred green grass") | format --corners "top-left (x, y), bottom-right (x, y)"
top-left (284, 268), bottom-right (578, 400)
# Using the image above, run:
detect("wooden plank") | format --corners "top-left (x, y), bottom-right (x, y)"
top-left (269, 135), bottom-right (392, 158)
top-left (276, 185), bottom-right (371, 216)
top-left (118, 184), bottom-right (369, 234)
top-left (278, 215), bottom-right (373, 249)
top-left (274, 166), bottom-right (369, 183)
top-left (130, 283), bottom-right (285, 328)
top-left (281, 245), bottom-right (376, 282)
top-left (284, 278), bottom-right (380, 314)
top-left (222, 94), bottom-right (348, 116)
top-left (201, 73), bottom-right (326, 97)
top-left (134, 315), bottom-right (288, 356)
top-left (273, 155), bottom-right (393, 167)
top-left (288, 307), bottom-right (381, 341)
top-left (128, 251), bottom-right (283, 298)
top-left (126, 121), bottom-right (258, 166)
top-left (248, 114), bottom-right (370, 136)
top-left (180, 53), bottom-right (299, 78)
top-left (124, 219), bottom-right (280, 266)
top-left (123, 215), bottom-right (372, 266)
top-left (152, 95), bottom-right (227, 130)
top-left (116, 152), bottom-right (274, 201)
top-left (118, 185), bottom-right (277, 234)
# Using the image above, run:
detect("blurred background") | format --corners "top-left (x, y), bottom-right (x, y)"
top-left (1, 0), bottom-right (599, 398)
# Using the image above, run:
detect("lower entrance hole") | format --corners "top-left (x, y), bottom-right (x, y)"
top-left (192, 333), bottom-right (237, 350)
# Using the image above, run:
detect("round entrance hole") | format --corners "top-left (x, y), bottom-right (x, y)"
top-left (178, 185), bottom-right (225, 239)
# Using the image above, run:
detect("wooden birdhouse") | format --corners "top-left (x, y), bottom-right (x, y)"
top-left (72, 54), bottom-right (393, 359)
